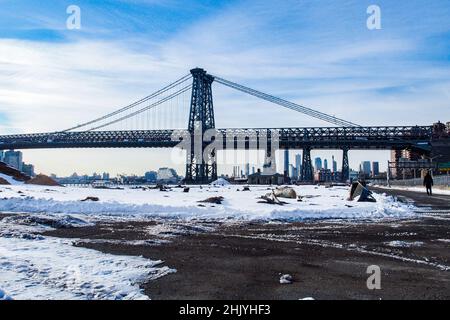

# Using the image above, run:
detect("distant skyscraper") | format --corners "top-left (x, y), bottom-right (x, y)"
top-left (289, 164), bottom-right (297, 179)
top-left (145, 171), bottom-right (157, 183)
top-left (22, 163), bottom-right (35, 177)
top-left (324, 159), bottom-right (328, 171)
top-left (284, 149), bottom-right (289, 176)
top-left (372, 162), bottom-right (380, 177)
top-left (295, 154), bottom-right (302, 178)
top-left (245, 163), bottom-right (250, 177)
top-left (4, 150), bottom-right (23, 171)
top-left (332, 155), bottom-right (337, 173)
top-left (361, 161), bottom-right (371, 176)
top-left (314, 157), bottom-right (322, 172)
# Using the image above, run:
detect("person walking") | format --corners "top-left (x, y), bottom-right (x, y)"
top-left (423, 171), bottom-right (434, 196)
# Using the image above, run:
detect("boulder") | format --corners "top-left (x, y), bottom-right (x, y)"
top-left (81, 196), bottom-right (100, 202)
top-left (348, 182), bottom-right (376, 202)
top-left (273, 186), bottom-right (297, 199)
top-left (198, 196), bottom-right (224, 205)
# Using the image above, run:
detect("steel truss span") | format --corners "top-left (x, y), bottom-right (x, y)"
top-left (0, 126), bottom-right (433, 151)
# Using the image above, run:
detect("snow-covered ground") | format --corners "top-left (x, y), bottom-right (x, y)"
top-left (0, 236), bottom-right (173, 300)
top-left (0, 211), bottom-right (174, 300)
top-left (0, 184), bottom-right (416, 221)
top-left (0, 184), bottom-right (417, 300)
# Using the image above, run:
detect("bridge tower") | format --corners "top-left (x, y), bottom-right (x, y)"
top-left (341, 147), bottom-right (350, 182)
top-left (185, 68), bottom-right (217, 184)
top-left (301, 147), bottom-right (314, 182)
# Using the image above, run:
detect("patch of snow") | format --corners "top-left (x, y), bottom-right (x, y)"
top-left (385, 241), bottom-right (424, 248)
top-left (228, 233), bottom-right (450, 271)
top-left (0, 211), bottom-right (175, 300)
top-left (75, 238), bottom-right (170, 246)
top-left (0, 173), bottom-right (24, 185)
top-left (279, 274), bottom-right (293, 284)
top-left (0, 288), bottom-right (13, 300)
top-left (0, 236), bottom-right (174, 300)
top-left (0, 214), bottom-right (93, 240)
top-left (144, 222), bottom-right (216, 238)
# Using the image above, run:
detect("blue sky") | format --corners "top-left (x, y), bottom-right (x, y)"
top-left (0, 0), bottom-right (449, 175)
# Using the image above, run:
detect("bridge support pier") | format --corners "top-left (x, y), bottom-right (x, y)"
top-left (341, 147), bottom-right (349, 183)
top-left (301, 147), bottom-right (313, 183)
top-left (184, 68), bottom-right (217, 184)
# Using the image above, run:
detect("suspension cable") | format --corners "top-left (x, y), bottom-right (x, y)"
top-left (213, 76), bottom-right (360, 127)
top-left (62, 74), bottom-right (192, 132)
top-left (87, 84), bottom-right (192, 131)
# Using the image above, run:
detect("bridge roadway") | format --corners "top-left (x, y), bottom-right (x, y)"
top-left (0, 126), bottom-right (433, 152)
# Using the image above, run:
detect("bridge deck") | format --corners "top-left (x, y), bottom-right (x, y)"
top-left (0, 126), bottom-right (434, 151)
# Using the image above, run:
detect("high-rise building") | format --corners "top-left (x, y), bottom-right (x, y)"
top-left (372, 162), bottom-right (380, 177)
top-left (22, 163), bottom-right (35, 177)
top-left (4, 150), bottom-right (23, 171)
top-left (295, 154), bottom-right (302, 178)
top-left (332, 155), bottom-right (338, 173)
top-left (232, 166), bottom-right (241, 178)
top-left (145, 171), bottom-right (157, 183)
top-left (314, 157), bottom-right (322, 172)
top-left (390, 149), bottom-right (423, 179)
top-left (324, 159), bottom-right (328, 171)
top-left (289, 164), bottom-right (297, 179)
top-left (284, 149), bottom-right (289, 176)
top-left (361, 161), bottom-right (371, 176)
top-left (245, 163), bottom-right (250, 177)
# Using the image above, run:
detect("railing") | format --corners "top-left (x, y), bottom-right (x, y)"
top-left (374, 175), bottom-right (450, 188)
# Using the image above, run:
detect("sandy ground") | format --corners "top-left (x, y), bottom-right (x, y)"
top-left (37, 187), bottom-right (450, 300)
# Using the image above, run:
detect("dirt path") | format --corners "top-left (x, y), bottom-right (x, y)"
top-left (44, 214), bottom-right (450, 300)
top-left (371, 186), bottom-right (450, 211)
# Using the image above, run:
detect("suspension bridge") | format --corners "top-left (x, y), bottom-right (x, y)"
top-left (0, 68), bottom-right (441, 184)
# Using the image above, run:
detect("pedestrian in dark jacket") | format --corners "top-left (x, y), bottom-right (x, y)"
top-left (423, 172), bottom-right (434, 196)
